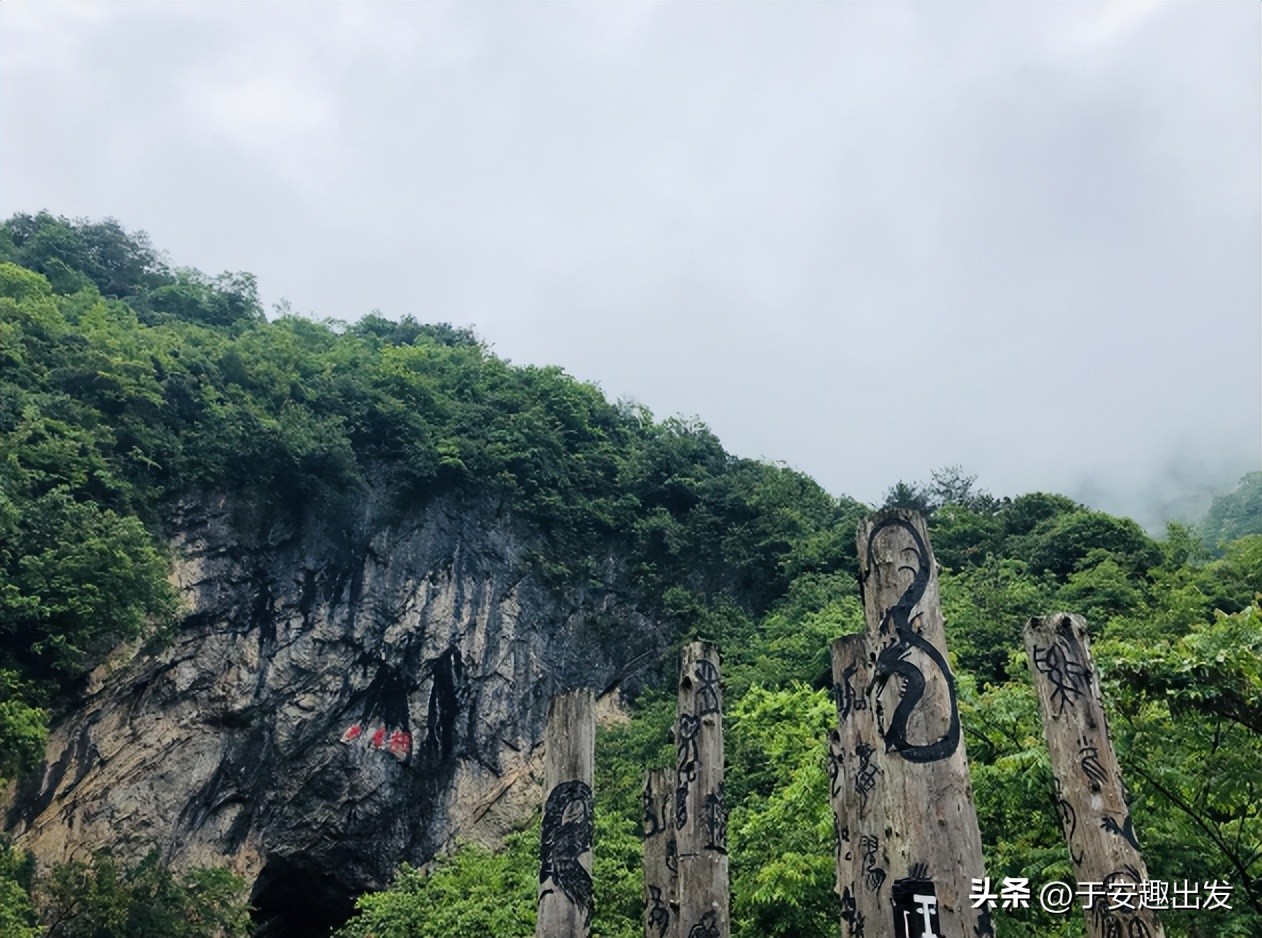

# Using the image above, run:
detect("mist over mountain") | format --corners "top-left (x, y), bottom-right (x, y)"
top-left (3, 3), bottom-right (1257, 545)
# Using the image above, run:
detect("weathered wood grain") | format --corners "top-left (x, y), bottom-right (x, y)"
top-left (1025, 614), bottom-right (1165, 938)
top-left (675, 640), bottom-right (728, 938)
top-left (643, 767), bottom-right (679, 938)
top-left (538, 689), bottom-right (595, 938)
top-left (833, 510), bottom-right (992, 938)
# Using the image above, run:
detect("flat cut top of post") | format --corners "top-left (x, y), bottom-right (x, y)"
top-left (544, 689), bottom-right (595, 783)
top-left (679, 640), bottom-right (720, 668)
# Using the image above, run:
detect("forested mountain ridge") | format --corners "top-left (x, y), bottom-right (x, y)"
top-left (0, 214), bottom-right (1258, 937)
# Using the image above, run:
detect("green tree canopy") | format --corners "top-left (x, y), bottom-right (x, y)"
top-left (1202, 471), bottom-right (1262, 548)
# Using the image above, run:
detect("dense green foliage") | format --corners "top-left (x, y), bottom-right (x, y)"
top-left (5, 846), bottom-right (251, 938)
top-left (1, 215), bottom-right (1258, 937)
top-left (58, 855), bottom-right (246, 937)
top-left (0, 839), bottom-right (38, 938)
top-left (1202, 471), bottom-right (1262, 548)
top-left (321, 836), bottom-right (537, 938)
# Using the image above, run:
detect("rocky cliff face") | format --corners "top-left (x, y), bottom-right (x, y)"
top-left (4, 492), bottom-right (663, 935)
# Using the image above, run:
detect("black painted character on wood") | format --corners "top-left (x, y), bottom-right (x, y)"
top-left (865, 517), bottom-right (961, 763)
top-left (703, 784), bottom-right (727, 852)
top-left (687, 910), bottom-right (721, 938)
top-left (835, 821), bottom-right (852, 865)
top-left (1093, 867), bottom-right (1144, 938)
top-left (1101, 814), bottom-right (1141, 851)
top-left (841, 886), bottom-right (865, 938)
top-left (677, 712), bottom-right (701, 778)
top-left (828, 733), bottom-right (845, 801)
top-left (974, 905), bottom-right (995, 938)
top-left (676, 712), bottom-right (701, 829)
top-left (646, 884), bottom-right (671, 937)
top-left (1032, 625), bottom-right (1090, 718)
top-left (693, 659), bottom-right (722, 717)
top-left (1078, 738), bottom-right (1109, 792)
top-left (643, 784), bottom-right (668, 838)
top-left (859, 834), bottom-right (886, 893)
top-left (1056, 797), bottom-right (1085, 866)
top-left (833, 661), bottom-right (866, 722)
top-left (854, 740), bottom-right (879, 816)
top-left (539, 779), bottom-right (594, 924)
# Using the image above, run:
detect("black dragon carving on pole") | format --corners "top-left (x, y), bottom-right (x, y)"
top-left (865, 515), bottom-right (960, 764)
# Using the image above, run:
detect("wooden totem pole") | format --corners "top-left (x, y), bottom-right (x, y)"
top-left (1024, 614), bottom-right (1165, 938)
top-left (828, 633), bottom-right (880, 938)
top-left (829, 510), bottom-right (992, 938)
top-left (538, 689), bottom-right (595, 938)
top-left (674, 640), bottom-right (728, 938)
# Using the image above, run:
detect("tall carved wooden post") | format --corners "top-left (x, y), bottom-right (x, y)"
top-left (1024, 614), bottom-right (1166, 938)
top-left (840, 510), bottom-right (992, 938)
top-left (538, 689), bottom-right (595, 938)
top-left (675, 640), bottom-right (728, 938)
top-left (828, 633), bottom-right (882, 938)
top-left (643, 767), bottom-right (679, 938)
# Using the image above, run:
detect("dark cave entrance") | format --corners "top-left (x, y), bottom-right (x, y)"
top-left (250, 856), bottom-right (358, 938)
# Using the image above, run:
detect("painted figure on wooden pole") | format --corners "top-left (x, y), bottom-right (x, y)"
top-left (830, 511), bottom-right (992, 938)
top-left (537, 689), bottom-right (595, 938)
top-left (539, 779), bottom-right (594, 928)
top-left (864, 516), bottom-right (960, 764)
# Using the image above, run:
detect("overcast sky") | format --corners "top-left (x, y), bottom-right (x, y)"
top-left (2, 2), bottom-right (1258, 528)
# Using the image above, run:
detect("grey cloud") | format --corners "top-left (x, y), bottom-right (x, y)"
top-left (1, 2), bottom-right (1256, 523)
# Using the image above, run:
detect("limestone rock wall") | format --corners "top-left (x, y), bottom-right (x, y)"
top-left (3, 492), bottom-right (661, 933)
